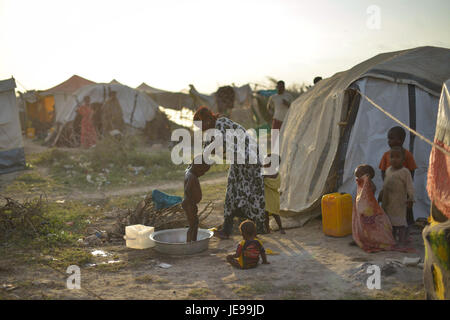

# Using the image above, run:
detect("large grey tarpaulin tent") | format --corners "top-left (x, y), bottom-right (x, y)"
top-left (0, 78), bottom-right (26, 174)
top-left (279, 46), bottom-right (450, 219)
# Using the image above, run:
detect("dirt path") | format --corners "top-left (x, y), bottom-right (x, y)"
top-left (54, 175), bottom-right (227, 201)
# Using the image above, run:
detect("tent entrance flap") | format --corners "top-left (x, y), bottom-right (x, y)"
top-left (335, 86), bottom-right (362, 190)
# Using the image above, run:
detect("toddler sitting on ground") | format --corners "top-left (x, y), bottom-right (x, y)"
top-left (226, 220), bottom-right (269, 269)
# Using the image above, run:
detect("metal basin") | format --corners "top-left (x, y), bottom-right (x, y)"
top-left (150, 228), bottom-right (213, 255)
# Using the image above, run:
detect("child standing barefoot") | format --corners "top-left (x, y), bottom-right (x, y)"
top-left (263, 154), bottom-right (285, 234)
top-left (380, 147), bottom-right (415, 247)
top-left (182, 156), bottom-right (211, 243)
top-left (226, 220), bottom-right (269, 269)
top-left (379, 126), bottom-right (418, 239)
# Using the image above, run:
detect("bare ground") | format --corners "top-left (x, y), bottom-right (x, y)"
top-left (0, 208), bottom-right (426, 300)
top-left (0, 140), bottom-right (426, 300)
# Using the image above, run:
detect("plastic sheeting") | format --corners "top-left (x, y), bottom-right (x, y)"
top-left (338, 78), bottom-right (438, 219)
top-left (0, 78), bottom-right (25, 174)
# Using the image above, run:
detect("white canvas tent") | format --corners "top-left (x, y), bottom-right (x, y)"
top-left (279, 46), bottom-right (450, 219)
top-left (137, 83), bottom-right (195, 110)
top-left (53, 83), bottom-right (158, 145)
top-left (0, 78), bottom-right (26, 174)
top-left (40, 75), bottom-right (96, 121)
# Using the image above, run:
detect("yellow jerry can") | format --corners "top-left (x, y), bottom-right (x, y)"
top-left (321, 192), bottom-right (353, 237)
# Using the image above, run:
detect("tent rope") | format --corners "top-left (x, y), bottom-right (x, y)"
top-left (356, 89), bottom-right (450, 158)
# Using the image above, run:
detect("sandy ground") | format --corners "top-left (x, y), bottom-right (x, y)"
top-left (0, 209), bottom-right (425, 300)
top-left (0, 139), bottom-right (426, 300)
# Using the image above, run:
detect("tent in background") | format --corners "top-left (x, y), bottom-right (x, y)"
top-left (51, 83), bottom-right (159, 146)
top-left (279, 46), bottom-right (450, 219)
top-left (189, 84), bottom-right (258, 128)
top-left (137, 83), bottom-right (195, 111)
top-left (40, 75), bottom-right (96, 121)
top-left (0, 78), bottom-right (26, 174)
top-left (109, 79), bottom-right (122, 85)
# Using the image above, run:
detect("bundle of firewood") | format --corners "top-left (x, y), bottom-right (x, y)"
top-left (110, 195), bottom-right (214, 238)
top-left (0, 196), bottom-right (47, 241)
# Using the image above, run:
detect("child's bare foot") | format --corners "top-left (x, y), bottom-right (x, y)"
top-left (279, 229), bottom-right (286, 234)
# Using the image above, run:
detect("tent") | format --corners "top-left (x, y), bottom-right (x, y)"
top-left (109, 79), bottom-right (122, 85)
top-left (40, 75), bottom-right (96, 121)
top-left (137, 83), bottom-right (196, 111)
top-left (279, 46), bottom-right (450, 219)
top-left (51, 83), bottom-right (159, 146)
top-left (189, 84), bottom-right (257, 128)
top-left (0, 78), bottom-right (26, 174)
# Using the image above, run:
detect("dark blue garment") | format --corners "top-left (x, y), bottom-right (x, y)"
top-left (152, 189), bottom-right (182, 210)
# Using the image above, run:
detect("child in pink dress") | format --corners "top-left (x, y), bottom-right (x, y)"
top-left (352, 164), bottom-right (396, 252)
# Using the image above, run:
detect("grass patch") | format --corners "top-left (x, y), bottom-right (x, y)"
top-left (188, 287), bottom-right (212, 299)
top-left (280, 284), bottom-right (312, 299)
top-left (135, 275), bottom-right (155, 283)
top-left (0, 196), bottom-right (101, 251)
top-left (25, 136), bottom-right (230, 193)
top-left (44, 247), bottom-right (92, 271)
top-left (374, 284), bottom-right (425, 300)
top-left (233, 282), bottom-right (273, 298)
top-left (3, 171), bottom-right (65, 196)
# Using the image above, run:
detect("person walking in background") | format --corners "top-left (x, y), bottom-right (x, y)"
top-left (101, 90), bottom-right (124, 136)
top-left (77, 96), bottom-right (97, 148)
top-left (267, 80), bottom-right (293, 150)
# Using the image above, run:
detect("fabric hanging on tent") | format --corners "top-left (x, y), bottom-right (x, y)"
top-left (427, 79), bottom-right (450, 218)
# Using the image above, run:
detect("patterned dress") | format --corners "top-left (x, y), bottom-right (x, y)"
top-left (204, 117), bottom-right (266, 232)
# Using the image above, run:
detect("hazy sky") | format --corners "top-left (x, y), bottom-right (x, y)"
top-left (1, 0), bottom-right (449, 93)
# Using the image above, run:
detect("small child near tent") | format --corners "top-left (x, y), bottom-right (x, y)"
top-left (263, 154), bottom-right (285, 234)
top-left (226, 220), bottom-right (269, 269)
top-left (352, 164), bottom-right (396, 252)
top-left (379, 126), bottom-right (417, 226)
top-left (379, 147), bottom-right (415, 246)
top-left (182, 155), bottom-right (211, 242)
